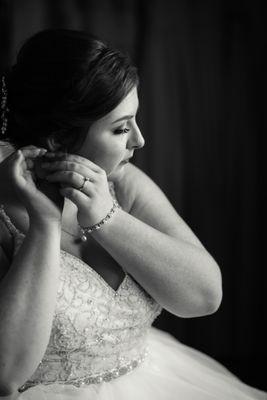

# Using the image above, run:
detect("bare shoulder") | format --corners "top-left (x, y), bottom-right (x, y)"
top-left (114, 162), bottom-right (205, 249)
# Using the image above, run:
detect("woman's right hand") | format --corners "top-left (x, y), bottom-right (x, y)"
top-left (0, 146), bottom-right (64, 224)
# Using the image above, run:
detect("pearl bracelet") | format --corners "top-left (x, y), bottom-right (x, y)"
top-left (79, 200), bottom-right (120, 242)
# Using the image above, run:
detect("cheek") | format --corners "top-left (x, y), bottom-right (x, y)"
top-left (79, 131), bottom-right (125, 167)
top-left (111, 146), bottom-right (123, 158)
top-left (89, 143), bottom-right (122, 171)
top-left (104, 138), bottom-right (125, 159)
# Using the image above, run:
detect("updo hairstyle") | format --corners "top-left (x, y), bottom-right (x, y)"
top-left (2, 29), bottom-right (139, 151)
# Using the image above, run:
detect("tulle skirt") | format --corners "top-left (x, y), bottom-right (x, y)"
top-left (19, 327), bottom-right (266, 400)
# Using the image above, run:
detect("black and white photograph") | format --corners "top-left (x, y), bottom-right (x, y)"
top-left (0, 1), bottom-right (266, 399)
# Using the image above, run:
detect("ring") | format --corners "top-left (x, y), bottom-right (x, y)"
top-left (77, 177), bottom-right (91, 191)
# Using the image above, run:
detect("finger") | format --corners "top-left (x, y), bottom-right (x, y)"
top-left (43, 152), bottom-right (102, 173)
top-left (45, 171), bottom-right (94, 191)
top-left (16, 150), bottom-right (42, 171)
top-left (12, 150), bottom-right (26, 185)
top-left (13, 151), bottom-right (37, 184)
top-left (41, 160), bottom-right (98, 179)
top-left (59, 186), bottom-right (89, 207)
top-left (20, 147), bottom-right (47, 159)
top-left (13, 149), bottom-right (23, 170)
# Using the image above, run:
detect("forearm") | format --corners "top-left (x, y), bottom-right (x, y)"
top-left (0, 221), bottom-right (61, 391)
top-left (92, 208), bottom-right (222, 317)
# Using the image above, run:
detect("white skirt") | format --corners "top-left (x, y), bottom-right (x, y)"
top-left (19, 327), bottom-right (267, 400)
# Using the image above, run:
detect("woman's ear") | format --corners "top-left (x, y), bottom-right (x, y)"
top-left (41, 134), bottom-right (66, 152)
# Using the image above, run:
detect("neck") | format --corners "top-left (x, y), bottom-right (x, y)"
top-left (62, 198), bottom-right (78, 226)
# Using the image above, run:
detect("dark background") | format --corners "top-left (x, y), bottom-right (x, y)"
top-left (0, 0), bottom-right (266, 391)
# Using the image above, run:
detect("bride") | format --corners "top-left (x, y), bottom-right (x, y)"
top-left (0, 29), bottom-right (265, 399)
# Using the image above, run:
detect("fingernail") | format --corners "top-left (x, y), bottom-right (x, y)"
top-left (38, 148), bottom-right (47, 155)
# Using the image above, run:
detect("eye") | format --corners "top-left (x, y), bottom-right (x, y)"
top-left (114, 127), bottom-right (130, 135)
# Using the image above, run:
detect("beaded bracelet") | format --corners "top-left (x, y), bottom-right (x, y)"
top-left (79, 200), bottom-right (120, 241)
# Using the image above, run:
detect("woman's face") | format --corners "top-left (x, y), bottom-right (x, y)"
top-left (75, 86), bottom-right (145, 178)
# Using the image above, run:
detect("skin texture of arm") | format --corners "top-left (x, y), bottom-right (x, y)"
top-left (92, 163), bottom-right (223, 317)
top-left (0, 220), bottom-right (61, 396)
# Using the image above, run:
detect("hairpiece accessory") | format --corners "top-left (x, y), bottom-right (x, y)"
top-left (79, 199), bottom-right (120, 241)
top-left (78, 176), bottom-right (92, 192)
top-left (1, 76), bottom-right (9, 136)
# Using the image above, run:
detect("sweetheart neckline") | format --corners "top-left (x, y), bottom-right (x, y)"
top-left (60, 249), bottom-right (128, 295)
top-left (0, 204), bottom-right (128, 295)
top-left (19, 229), bottom-right (127, 295)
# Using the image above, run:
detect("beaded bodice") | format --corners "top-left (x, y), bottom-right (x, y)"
top-left (0, 181), bottom-right (162, 392)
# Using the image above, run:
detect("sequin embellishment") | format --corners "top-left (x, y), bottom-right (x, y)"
top-left (0, 182), bottom-right (162, 393)
top-left (18, 350), bottom-right (148, 392)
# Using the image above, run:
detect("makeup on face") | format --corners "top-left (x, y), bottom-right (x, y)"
top-left (66, 87), bottom-right (144, 178)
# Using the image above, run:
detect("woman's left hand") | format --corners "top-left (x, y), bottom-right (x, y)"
top-left (40, 152), bottom-right (114, 227)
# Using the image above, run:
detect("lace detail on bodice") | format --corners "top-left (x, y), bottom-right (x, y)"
top-left (0, 181), bottom-right (162, 392)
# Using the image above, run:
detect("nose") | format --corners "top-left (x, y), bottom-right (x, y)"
top-left (128, 123), bottom-right (145, 150)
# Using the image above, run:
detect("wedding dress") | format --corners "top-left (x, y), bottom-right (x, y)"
top-left (0, 182), bottom-right (266, 400)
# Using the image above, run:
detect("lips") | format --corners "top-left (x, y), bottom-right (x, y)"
top-left (120, 154), bottom-right (133, 164)
top-left (124, 155), bottom-right (133, 162)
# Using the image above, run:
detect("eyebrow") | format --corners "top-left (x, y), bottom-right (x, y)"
top-left (112, 115), bottom-right (134, 124)
top-left (111, 103), bottom-right (140, 124)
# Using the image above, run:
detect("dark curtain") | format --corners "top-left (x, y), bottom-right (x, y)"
top-left (0, 0), bottom-right (265, 390)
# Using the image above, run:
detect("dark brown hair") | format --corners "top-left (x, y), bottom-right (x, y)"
top-left (2, 29), bottom-right (139, 150)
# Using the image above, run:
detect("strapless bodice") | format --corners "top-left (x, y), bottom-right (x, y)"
top-left (0, 181), bottom-right (162, 393)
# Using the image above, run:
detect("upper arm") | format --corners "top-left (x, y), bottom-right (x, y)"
top-left (117, 163), bottom-right (206, 249)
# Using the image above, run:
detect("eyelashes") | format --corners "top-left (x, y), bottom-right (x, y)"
top-left (114, 128), bottom-right (130, 134)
